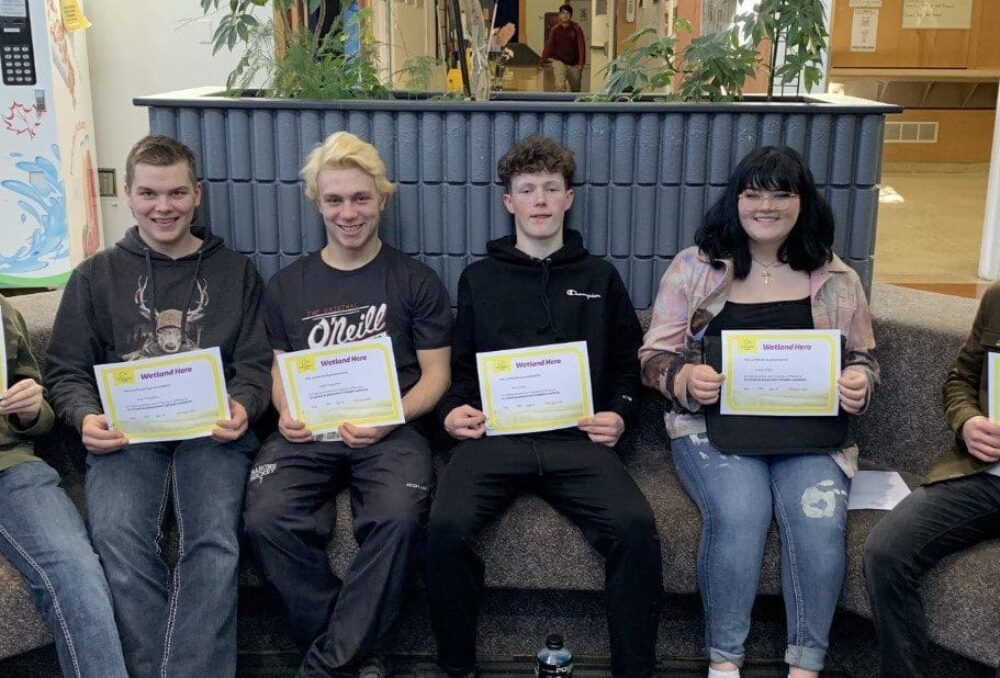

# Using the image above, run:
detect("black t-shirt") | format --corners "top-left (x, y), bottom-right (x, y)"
top-left (263, 244), bottom-right (452, 394)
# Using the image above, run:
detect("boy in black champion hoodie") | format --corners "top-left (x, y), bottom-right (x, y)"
top-left (44, 135), bottom-right (271, 678)
top-left (425, 136), bottom-right (663, 677)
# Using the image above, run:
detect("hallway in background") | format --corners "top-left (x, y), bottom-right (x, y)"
top-left (874, 165), bottom-right (992, 298)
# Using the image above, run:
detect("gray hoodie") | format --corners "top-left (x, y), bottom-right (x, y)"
top-left (44, 225), bottom-right (272, 432)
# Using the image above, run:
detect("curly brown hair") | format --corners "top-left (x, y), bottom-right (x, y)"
top-left (497, 135), bottom-right (576, 191)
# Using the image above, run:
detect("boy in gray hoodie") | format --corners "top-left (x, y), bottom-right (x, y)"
top-left (44, 135), bottom-right (271, 677)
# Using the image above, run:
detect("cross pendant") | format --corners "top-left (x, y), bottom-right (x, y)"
top-left (762, 270), bottom-right (771, 285)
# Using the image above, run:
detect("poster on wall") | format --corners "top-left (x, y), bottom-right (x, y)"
top-left (851, 9), bottom-right (879, 52)
top-left (0, 0), bottom-right (69, 287)
top-left (0, 0), bottom-right (98, 288)
top-left (901, 0), bottom-right (973, 30)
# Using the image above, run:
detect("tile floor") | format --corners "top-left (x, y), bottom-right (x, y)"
top-left (874, 166), bottom-right (992, 298)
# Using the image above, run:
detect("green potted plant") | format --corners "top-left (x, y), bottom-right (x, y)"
top-left (136, 0), bottom-right (898, 305)
top-left (585, 0), bottom-right (827, 103)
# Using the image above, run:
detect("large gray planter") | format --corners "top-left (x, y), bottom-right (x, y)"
top-left (136, 88), bottom-right (900, 307)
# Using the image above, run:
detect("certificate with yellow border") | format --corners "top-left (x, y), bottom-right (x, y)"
top-left (988, 353), bottom-right (1000, 422)
top-left (720, 330), bottom-right (841, 416)
top-left (277, 336), bottom-right (404, 437)
top-left (477, 341), bottom-right (594, 436)
top-left (94, 347), bottom-right (230, 442)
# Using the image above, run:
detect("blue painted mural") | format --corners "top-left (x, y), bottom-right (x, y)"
top-left (0, 144), bottom-right (68, 274)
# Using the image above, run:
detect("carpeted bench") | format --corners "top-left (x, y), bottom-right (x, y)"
top-left (1, 284), bottom-right (996, 674)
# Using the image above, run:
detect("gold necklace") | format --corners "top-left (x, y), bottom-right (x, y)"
top-left (751, 256), bottom-right (784, 285)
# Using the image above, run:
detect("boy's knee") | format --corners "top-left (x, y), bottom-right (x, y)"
top-left (863, 524), bottom-right (907, 584)
top-left (609, 502), bottom-right (658, 548)
top-left (86, 510), bottom-right (131, 551)
top-left (242, 492), bottom-right (285, 543)
top-left (369, 501), bottom-right (425, 540)
top-left (426, 509), bottom-right (477, 552)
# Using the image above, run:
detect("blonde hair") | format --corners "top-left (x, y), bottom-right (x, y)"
top-left (300, 132), bottom-right (396, 202)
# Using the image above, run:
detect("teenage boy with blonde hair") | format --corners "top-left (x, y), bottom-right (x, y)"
top-left (44, 134), bottom-right (272, 677)
top-left (244, 131), bottom-right (452, 677)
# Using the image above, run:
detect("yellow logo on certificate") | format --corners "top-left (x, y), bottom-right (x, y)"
top-left (738, 337), bottom-right (758, 354)
top-left (296, 357), bottom-right (317, 374)
top-left (113, 369), bottom-right (135, 386)
top-left (490, 357), bottom-right (512, 374)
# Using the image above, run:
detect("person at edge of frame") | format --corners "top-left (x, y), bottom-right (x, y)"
top-left (0, 292), bottom-right (129, 678)
top-left (865, 281), bottom-right (1000, 678)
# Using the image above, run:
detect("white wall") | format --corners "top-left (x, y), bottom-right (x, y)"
top-left (86, 1), bottom-right (250, 245)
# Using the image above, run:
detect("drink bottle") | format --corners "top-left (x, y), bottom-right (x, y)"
top-left (536, 633), bottom-right (573, 677)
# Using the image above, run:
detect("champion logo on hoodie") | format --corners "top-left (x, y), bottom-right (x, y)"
top-left (565, 288), bottom-right (601, 300)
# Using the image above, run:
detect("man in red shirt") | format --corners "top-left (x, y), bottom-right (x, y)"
top-left (539, 4), bottom-right (586, 92)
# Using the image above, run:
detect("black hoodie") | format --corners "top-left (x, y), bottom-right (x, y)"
top-left (44, 226), bottom-right (272, 432)
top-left (439, 228), bottom-right (642, 431)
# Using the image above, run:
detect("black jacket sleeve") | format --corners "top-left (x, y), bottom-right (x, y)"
top-left (225, 262), bottom-right (273, 423)
top-left (436, 271), bottom-right (478, 423)
top-left (604, 270), bottom-right (643, 429)
top-left (43, 269), bottom-right (105, 432)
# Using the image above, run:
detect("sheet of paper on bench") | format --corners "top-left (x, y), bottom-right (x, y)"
top-left (847, 471), bottom-right (911, 511)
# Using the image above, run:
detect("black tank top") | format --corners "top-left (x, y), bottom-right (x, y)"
top-left (704, 297), bottom-right (813, 336)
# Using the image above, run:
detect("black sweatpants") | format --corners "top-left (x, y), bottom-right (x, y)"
top-left (424, 431), bottom-right (663, 678)
top-left (244, 425), bottom-right (432, 677)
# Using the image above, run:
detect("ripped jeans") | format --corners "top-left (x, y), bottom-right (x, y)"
top-left (671, 433), bottom-right (850, 672)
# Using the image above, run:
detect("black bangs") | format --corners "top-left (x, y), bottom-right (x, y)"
top-left (735, 147), bottom-right (809, 194)
top-left (695, 145), bottom-right (833, 280)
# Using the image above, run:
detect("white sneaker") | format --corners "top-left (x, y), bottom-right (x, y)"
top-left (357, 655), bottom-right (391, 678)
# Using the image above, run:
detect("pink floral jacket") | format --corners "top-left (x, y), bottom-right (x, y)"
top-left (638, 246), bottom-right (880, 476)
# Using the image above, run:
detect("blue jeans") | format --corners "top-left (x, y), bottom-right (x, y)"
top-left (671, 434), bottom-right (850, 671)
top-left (0, 461), bottom-right (127, 678)
top-left (85, 434), bottom-right (256, 678)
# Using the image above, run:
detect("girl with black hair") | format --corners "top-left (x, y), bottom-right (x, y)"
top-left (639, 146), bottom-right (879, 678)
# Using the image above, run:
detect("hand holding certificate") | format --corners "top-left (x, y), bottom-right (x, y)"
top-left (720, 330), bottom-right (841, 416)
top-left (989, 353), bottom-right (1000, 423)
top-left (277, 336), bottom-right (405, 439)
top-left (94, 347), bottom-right (231, 443)
top-left (0, 306), bottom-right (46, 425)
top-left (477, 341), bottom-right (594, 436)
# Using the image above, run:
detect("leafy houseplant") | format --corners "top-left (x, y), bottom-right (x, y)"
top-left (201, 0), bottom-right (827, 103)
top-left (590, 0), bottom-right (828, 102)
top-left (200, 0), bottom-right (389, 99)
top-left (140, 0), bottom-right (895, 306)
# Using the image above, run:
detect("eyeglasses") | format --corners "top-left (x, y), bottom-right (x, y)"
top-left (738, 190), bottom-right (799, 207)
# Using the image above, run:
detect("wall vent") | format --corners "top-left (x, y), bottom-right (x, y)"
top-left (885, 121), bottom-right (939, 144)
top-left (98, 168), bottom-right (117, 197)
